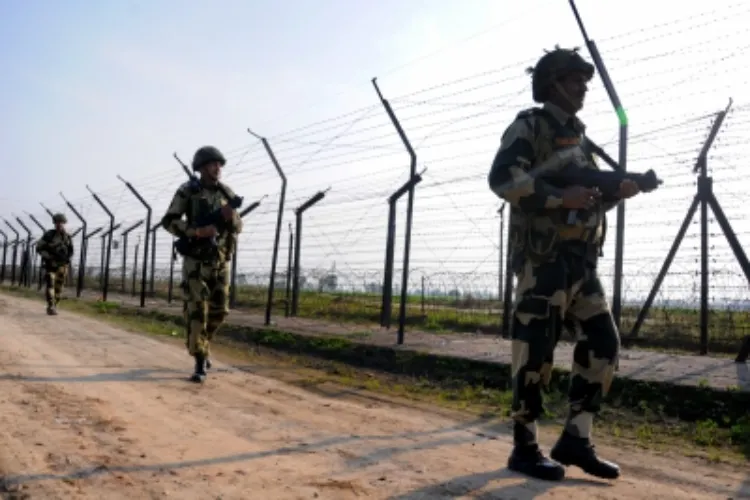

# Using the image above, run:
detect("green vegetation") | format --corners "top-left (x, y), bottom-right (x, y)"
top-left (70, 266), bottom-right (750, 355)
top-left (137, 280), bottom-right (750, 356)
top-left (2, 284), bottom-right (748, 464)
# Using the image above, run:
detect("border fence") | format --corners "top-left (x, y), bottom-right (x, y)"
top-left (2, 2), bottom-right (750, 363)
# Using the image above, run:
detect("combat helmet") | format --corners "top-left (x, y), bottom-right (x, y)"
top-left (527, 46), bottom-right (595, 103)
top-left (191, 146), bottom-right (227, 171)
top-left (52, 213), bottom-right (67, 224)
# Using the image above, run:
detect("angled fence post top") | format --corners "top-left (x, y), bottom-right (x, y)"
top-left (3, 218), bottom-right (19, 237)
top-left (295, 187), bottom-right (331, 214)
top-left (40, 203), bottom-right (55, 218)
top-left (101, 223), bottom-right (123, 238)
top-left (13, 216), bottom-right (31, 236)
top-left (84, 227), bottom-right (104, 239)
top-left (290, 187), bottom-right (332, 317)
top-left (116, 175), bottom-right (152, 208)
top-left (59, 193), bottom-right (86, 224)
top-left (695, 98), bottom-right (733, 173)
top-left (86, 185), bottom-right (114, 217)
top-left (248, 129), bottom-right (287, 181)
top-left (387, 168), bottom-right (426, 204)
top-left (569, 0), bottom-right (627, 127)
top-left (25, 212), bottom-right (46, 232)
top-left (122, 220), bottom-right (145, 235)
top-left (371, 78), bottom-right (417, 164)
top-left (240, 195), bottom-right (268, 218)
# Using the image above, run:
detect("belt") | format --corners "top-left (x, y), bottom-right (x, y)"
top-left (557, 224), bottom-right (601, 242)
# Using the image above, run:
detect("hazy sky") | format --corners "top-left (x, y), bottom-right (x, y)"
top-left (2, 0), bottom-right (749, 304)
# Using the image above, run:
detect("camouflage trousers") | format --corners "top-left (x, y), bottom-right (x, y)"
top-left (181, 257), bottom-right (230, 358)
top-left (510, 247), bottom-right (620, 445)
top-left (44, 265), bottom-right (68, 307)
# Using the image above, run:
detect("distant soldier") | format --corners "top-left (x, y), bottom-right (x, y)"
top-left (488, 46), bottom-right (642, 481)
top-left (161, 146), bottom-right (243, 383)
top-left (35, 213), bottom-right (74, 315)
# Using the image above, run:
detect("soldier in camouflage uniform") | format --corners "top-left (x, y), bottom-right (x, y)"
top-left (488, 47), bottom-right (642, 481)
top-left (161, 146), bottom-right (243, 383)
top-left (35, 213), bottom-right (74, 315)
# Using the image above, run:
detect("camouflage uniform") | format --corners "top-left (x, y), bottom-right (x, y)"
top-left (489, 47), bottom-right (621, 481)
top-left (35, 213), bottom-right (74, 315)
top-left (161, 146), bottom-right (243, 383)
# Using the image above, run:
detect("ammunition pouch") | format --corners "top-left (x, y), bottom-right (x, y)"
top-left (556, 224), bottom-right (600, 242)
top-left (42, 247), bottom-right (71, 269)
top-left (53, 248), bottom-right (70, 264)
top-left (174, 237), bottom-right (219, 262)
top-left (514, 217), bottom-right (601, 270)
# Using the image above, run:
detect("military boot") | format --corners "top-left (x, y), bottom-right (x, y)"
top-left (507, 423), bottom-right (565, 481)
top-left (190, 354), bottom-right (207, 383)
top-left (550, 431), bottom-right (620, 479)
top-left (47, 305), bottom-right (57, 315)
top-left (205, 357), bottom-right (212, 370)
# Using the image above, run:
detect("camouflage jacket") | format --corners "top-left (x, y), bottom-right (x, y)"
top-left (36, 229), bottom-right (74, 268)
top-left (488, 102), bottom-right (621, 270)
top-left (161, 179), bottom-right (243, 263)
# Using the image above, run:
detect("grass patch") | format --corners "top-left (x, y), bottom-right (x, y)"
top-left (3, 284), bottom-right (749, 465)
top-left (132, 280), bottom-right (750, 355)
top-left (64, 274), bottom-right (750, 354)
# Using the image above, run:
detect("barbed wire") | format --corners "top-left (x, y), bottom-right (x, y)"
top-left (4, 6), bottom-right (750, 353)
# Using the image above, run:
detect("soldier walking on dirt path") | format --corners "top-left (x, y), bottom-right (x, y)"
top-left (35, 213), bottom-right (74, 316)
top-left (161, 146), bottom-right (243, 384)
top-left (488, 46), bottom-right (643, 482)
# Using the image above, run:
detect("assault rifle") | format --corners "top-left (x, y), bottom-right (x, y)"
top-left (36, 233), bottom-right (71, 265)
top-left (527, 146), bottom-right (663, 199)
top-left (172, 153), bottom-right (244, 258)
top-left (50, 245), bottom-right (71, 264)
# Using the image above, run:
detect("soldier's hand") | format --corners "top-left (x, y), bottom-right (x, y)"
top-left (616, 179), bottom-right (640, 199)
top-left (220, 204), bottom-right (235, 221)
top-left (561, 186), bottom-right (601, 210)
top-left (194, 226), bottom-right (218, 239)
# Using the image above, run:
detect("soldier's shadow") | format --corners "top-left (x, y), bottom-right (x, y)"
top-left (389, 468), bottom-right (611, 499)
top-left (0, 368), bottom-right (183, 383)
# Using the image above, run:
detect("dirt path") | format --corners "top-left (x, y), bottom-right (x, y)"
top-left (0, 295), bottom-right (746, 500)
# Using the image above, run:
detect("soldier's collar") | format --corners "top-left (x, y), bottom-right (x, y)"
top-left (542, 102), bottom-right (586, 132)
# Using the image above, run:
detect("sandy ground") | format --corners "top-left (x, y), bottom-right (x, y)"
top-left (0, 295), bottom-right (747, 500)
